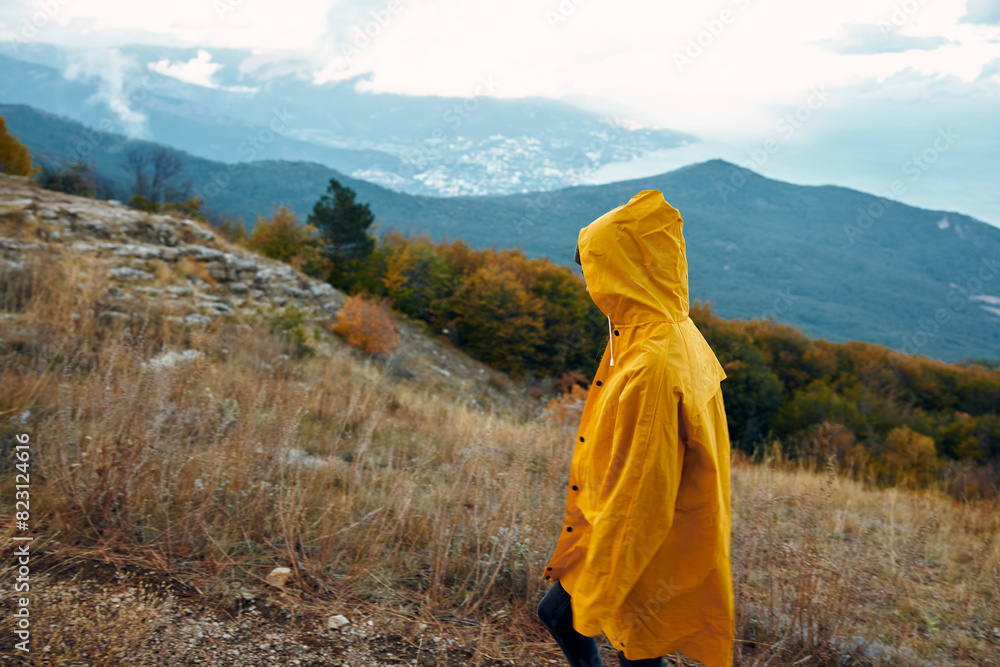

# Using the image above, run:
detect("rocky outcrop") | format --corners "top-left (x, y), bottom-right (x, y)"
top-left (0, 174), bottom-right (534, 416)
top-left (0, 175), bottom-right (346, 329)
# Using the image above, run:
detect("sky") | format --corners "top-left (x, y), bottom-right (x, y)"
top-left (3, 0), bottom-right (1000, 223)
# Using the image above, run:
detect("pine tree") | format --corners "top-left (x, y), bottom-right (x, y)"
top-left (308, 178), bottom-right (376, 289)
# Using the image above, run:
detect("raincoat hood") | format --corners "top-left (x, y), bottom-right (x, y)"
top-left (544, 190), bottom-right (734, 666)
top-left (577, 189), bottom-right (689, 326)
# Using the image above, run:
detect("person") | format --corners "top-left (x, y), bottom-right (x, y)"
top-left (538, 190), bottom-right (734, 667)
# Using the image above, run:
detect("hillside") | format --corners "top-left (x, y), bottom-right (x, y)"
top-left (1, 178), bottom-right (999, 666)
top-left (4, 103), bottom-right (999, 363)
top-left (0, 174), bottom-right (533, 415)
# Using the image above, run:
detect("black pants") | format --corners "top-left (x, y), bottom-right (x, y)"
top-left (537, 580), bottom-right (663, 667)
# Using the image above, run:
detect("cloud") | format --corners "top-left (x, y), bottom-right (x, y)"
top-left (961, 0), bottom-right (1000, 25)
top-left (818, 23), bottom-right (952, 54)
top-left (62, 47), bottom-right (153, 138)
top-left (978, 57), bottom-right (1000, 82)
top-left (148, 49), bottom-right (222, 88)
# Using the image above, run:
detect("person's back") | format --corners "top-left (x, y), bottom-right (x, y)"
top-left (538, 190), bottom-right (734, 667)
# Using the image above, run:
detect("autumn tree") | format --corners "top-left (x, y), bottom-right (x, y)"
top-left (332, 294), bottom-right (398, 355)
top-left (0, 116), bottom-right (36, 176)
top-left (453, 263), bottom-right (546, 377)
top-left (875, 426), bottom-right (940, 488)
top-left (247, 206), bottom-right (333, 280)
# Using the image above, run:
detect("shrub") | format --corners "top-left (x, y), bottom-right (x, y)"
top-left (873, 425), bottom-right (941, 488)
top-left (246, 206), bottom-right (333, 280)
top-left (544, 383), bottom-right (589, 427)
top-left (270, 303), bottom-right (316, 359)
top-left (332, 294), bottom-right (398, 355)
top-left (35, 160), bottom-right (95, 197)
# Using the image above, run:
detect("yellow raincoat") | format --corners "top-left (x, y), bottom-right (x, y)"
top-left (543, 190), bottom-right (734, 666)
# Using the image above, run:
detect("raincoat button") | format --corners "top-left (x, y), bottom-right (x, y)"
top-left (547, 566), bottom-right (553, 571)
top-left (579, 436), bottom-right (585, 442)
top-left (566, 526), bottom-right (573, 532)
top-left (614, 329), bottom-right (619, 336)
top-left (572, 485), bottom-right (579, 491)
top-left (595, 380), bottom-right (602, 386)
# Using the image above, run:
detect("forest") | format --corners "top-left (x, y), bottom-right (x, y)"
top-left (239, 178), bottom-right (1000, 500)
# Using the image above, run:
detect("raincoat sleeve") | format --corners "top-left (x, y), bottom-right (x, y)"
top-left (570, 357), bottom-right (684, 637)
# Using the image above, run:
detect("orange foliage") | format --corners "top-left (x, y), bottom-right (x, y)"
top-left (873, 426), bottom-right (941, 488)
top-left (382, 242), bottom-right (413, 298)
top-left (247, 206), bottom-right (333, 280)
top-left (332, 294), bottom-right (399, 355)
top-left (545, 384), bottom-right (590, 427)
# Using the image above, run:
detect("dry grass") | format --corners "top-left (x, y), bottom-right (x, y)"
top-left (0, 247), bottom-right (998, 666)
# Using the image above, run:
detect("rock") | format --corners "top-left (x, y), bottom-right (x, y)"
top-left (180, 219), bottom-right (217, 243)
top-left (183, 313), bottom-right (212, 327)
top-left (265, 567), bottom-right (292, 589)
top-left (74, 218), bottom-right (111, 237)
top-left (183, 245), bottom-right (224, 261)
top-left (229, 282), bottom-right (249, 294)
top-left (204, 260), bottom-right (229, 281)
top-left (309, 282), bottom-right (336, 298)
top-left (327, 614), bottom-right (350, 631)
top-left (113, 243), bottom-right (163, 259)
top-left (189, 277), bottom-right (212, 290)
top-left (145, 349), bottom-right (204, 370)
top-left (391, 368), bottom-right (418, 381)
top-left (108, 266), bottom-right (155, 281)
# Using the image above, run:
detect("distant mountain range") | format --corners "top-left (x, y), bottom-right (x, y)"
top-left (0, 44), bottom-right (692, 196)
top-left (3, 103), bottom-right (999, 364)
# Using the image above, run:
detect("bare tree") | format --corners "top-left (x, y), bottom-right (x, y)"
top-left (121, 145), bottom-right (192, 204)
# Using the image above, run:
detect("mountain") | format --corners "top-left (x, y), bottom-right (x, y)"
top-left (0, 44), bottom-right (693, 196)
top-left (3, 103), bottom-right (999, 363)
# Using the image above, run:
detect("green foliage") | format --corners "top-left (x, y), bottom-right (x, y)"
top-left (691, 301), bottom-right (1000, 496)
top-left (340, 231), bottom-right (604, 379)
top-left (0, 115), bottom-right (35, 176)
top-left (245, 206), bottom-right (333, 281)
top-left (128, 194), bottom-right (159, 212)
top-left (35, 159), bottom-right (95, 197)
top-left (268, 304), bottom-right (315, 359)
top-left (719, 346), bottom-right (784, 454)
top-left (308, 178), bottom-right (376, 289)
top-left (126, 194), bottom-right (209, 223)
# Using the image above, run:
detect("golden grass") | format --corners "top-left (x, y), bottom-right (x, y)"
top-left (0, 247), bottom-right (998, 666)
